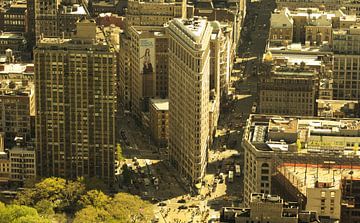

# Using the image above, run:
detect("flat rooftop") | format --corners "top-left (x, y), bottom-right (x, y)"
top-left (172, 17), bottom-right (208, 43)
top-left (247, 115), bottom-right (360, 155)
top-left (0, 79), bottom-right (33, 96)
top-left (0, 32), bottom-right (25, 40)
top-left (278, 163), bottom-right (360, 195)
top-left (150, 99), bottom-right (169, 111)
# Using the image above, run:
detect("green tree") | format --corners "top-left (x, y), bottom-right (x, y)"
top-left (108, 193), bottom-right (153, 223)
top-left (15, 177), bottom-right (86, 213)
top-left (116, 143), bottom-right (124, 161)
top-left (78, 190), bottom-right (110, 209)
top-left (82, 177), bottom-right (109, 192)
top-left (0, 202), bottom-right (50, 223)
top-left (34, 200), bottom-right (54, 217)
top-left (73, 206), bottom-right (111, 223)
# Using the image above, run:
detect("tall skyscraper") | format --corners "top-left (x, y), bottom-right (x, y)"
top-left (167, 17), bottom-right (212, 184)
top-left (34, 19), bottom-right (117, 184)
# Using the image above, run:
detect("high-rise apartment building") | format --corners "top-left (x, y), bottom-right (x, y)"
top-left (34, 19), bottom-right (117, 184)
top-left (333, 26), bottom-right (360, 100)
top-left (167, 17), bottom-right (212, 184)
top-left (128, 26), bottom-right (169, 115)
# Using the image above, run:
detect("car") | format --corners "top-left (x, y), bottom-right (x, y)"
top-left (178, 205), bottom-right (188, 210)
top-left (151, 198), bottom-right (159, 204)
top-left (177, 199), bottom-right (186, 203)
top-left (158, 202), bottom-right (167, 207)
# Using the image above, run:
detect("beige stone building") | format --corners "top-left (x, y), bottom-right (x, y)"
top-left (317, 99), bottom-right (359, 118)
top-left (35, 1), bottom-right (87, 40)
top-left (129, 26), bottom-right (169, 116)
top-left (277, 164), bottom-right (347, 221)
top-left (119, 32), bottom-right (132, 109)
top-left (125, 0), bottom-right (187, 31)
top-left (305, 15), bottom-right (332, 46)
top-left (258, 68), bottom-right (318, 116)
top-left (119, 0), bottom-right (186, 111)
top-left (34, 19), bottom-right (117, 184)
top-left (342, 0), bottom-right (360, 16)
top-left (278, 7), bottom-right (356, 45)
top-left (0, 78), bottom-right (34, 146)
top-left (9, 139), bottom-right (36, 182)
top-left (149, 99), bottom-right (169, 147)
top-left (333, 26), bottom-right (360, 100)
top-left (276, 0), bottom-right (341, 10)
top-left (269, 8), bottom-right (293, 46)
top-left (167, 17), bottom-right (212, 185)
top-left (236, 193), bottom-right (300, 223)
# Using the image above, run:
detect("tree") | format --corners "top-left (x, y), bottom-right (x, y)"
top-left (34, 200), bottom-right (54, 217)
top-left (73, 206), bottom-right (111, 223)
top-left (78, 190), bottom-right (110, 209)
top-left (0, 202), bottom-right (50, 223)
top-left (108, 193), bottom-right (153, 223)
top-left (14, 177), bottom-right (86, 213)
top-left (116, 143), bottom-right (124, 161)
top-left (82, 177), bottom-right (109, 192)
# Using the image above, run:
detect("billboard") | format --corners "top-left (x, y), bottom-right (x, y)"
top-left (139, 38), bottom-right (155, 75)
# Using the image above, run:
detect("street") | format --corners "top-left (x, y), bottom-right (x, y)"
top-left (113, 0), bottom-right (275, 222)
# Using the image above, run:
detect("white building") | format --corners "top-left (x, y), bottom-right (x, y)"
top-left (167, 17), bottom-right (212, 185)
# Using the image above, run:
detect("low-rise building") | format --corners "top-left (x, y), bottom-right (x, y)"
top-left (220, 193), bottom-right (320, 223)
top-left (0, 76), bottom-right (34, 147)
top-left (8, 138), bottom-right (36, 182)
top-left (333, 26), bottom-right (360, 100)
top-left (0, 0), bottom-right (27, 32)
top-left (277, 164), bottom-right (345, 221)
top-left (276, 0), bottom-right (341, 10)
top-left (258, 67), bottom-right (318, 116)
top-left (317, 99), bottom-right (359, 118)
top-left (0, 32), bottom-right (27, 59)
top-left (149, 99), bottom-right (169, 147)
top-left (243, 115), bottom-right (360, 207)
top-left (269, 8), bottom-right (294, 46)
top-left (341, 177), bottom-right (360, 222)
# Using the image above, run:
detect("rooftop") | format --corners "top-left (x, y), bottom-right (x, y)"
top-left (247, 115), bottom-right (360, 155)
top-left (278, 163), bottom-right (360, 195)
top-left (59, 4), bottom-right (87, 15)
top-left (0, 79), bottom-right (33, 97)
top-left (150, 99), bottom-right (169, 111)
top-left (269, 117), bottom-right (298, 134)
top-left (317, 99), bottom-right (359, 118)
top-left (172, 17), bottom-right (209, 43)
top-left (0, 63), bottom-right (34, 75)
top-left (0, 32), bottom-right (25, 40)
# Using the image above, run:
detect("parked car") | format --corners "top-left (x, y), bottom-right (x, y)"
top-left (178, 205), bottom-right (188, 210)
top-left (177, 199), bottom-right (186, 203)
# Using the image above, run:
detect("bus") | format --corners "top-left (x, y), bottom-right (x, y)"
top-left (228, 171), bottom-right (234, 183)
top-left (235, 165), bottom-right (241, 177)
